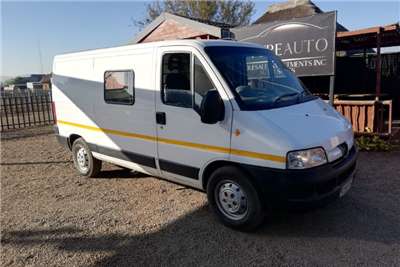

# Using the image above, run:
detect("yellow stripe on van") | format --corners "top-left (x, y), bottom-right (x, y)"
top-left (57, 120), bottom-right (286, 163)
top-left (230, 148), bottom-right (286, 163)
top-left (57, 120), bottom-right (156, 142)
top-left (158, 136), bottom-right (230, 154)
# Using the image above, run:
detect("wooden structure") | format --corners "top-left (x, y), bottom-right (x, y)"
top-left (39, 74), bottom-right (52, 90)
top-left (335, 23), bottom-right (399, 134)
top-left (337, 23), bottom-right (400, 99)
top-left (334, 100), bottom-right (393, 135)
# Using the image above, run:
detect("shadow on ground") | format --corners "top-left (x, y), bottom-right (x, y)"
top-left (0, 126), bottom-right (54, 141)
top-left (0, 160), bottom-right (72, 166)
top-left (2, 191), bottom-right (399, 266)
top-left (2, 149), bottom-right (400, 265)
top-left (95, 169), bottom-right (150, 179)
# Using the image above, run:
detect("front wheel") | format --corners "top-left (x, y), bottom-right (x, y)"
top-left (207, 166), bottom-right (265, 231)
top-left (72, 137), bottom-right (102, 177)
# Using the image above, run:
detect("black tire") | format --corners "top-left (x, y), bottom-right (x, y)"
top-left (207, 166), bottom-right (265, 231)
top-left (72, 137), bottom-right (102, 177)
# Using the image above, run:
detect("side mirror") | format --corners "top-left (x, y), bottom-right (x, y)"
top-left (200, 90), bottom-right (225, 124)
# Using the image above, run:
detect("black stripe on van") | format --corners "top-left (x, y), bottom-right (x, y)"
top-left (70, 141), bottom-right (199, 179)
top-left (94, 145), bottom-right (157, 169)
top-left (159, 159), bottom-right (199, 180)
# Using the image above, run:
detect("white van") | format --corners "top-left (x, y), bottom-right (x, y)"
top-left (52, 40), bottom-right (357, 230)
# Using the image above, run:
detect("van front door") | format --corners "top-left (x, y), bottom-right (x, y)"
top-left (155, 46), bottom-right (232, 188)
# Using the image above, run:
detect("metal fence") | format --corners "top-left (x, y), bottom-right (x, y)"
top-left (0, 91), bottom-right (55, 131)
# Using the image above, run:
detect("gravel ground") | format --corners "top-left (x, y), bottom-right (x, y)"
top-left (1, 127), bottom-right (400, 266)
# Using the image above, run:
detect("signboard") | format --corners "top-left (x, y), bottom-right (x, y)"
top-left (232, 12), bottom-right (337, 77)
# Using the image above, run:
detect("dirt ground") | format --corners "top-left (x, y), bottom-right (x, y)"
top-left (1, 127), bottom-right (399, 266)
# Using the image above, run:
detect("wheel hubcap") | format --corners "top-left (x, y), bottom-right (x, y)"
top-left (76, 147), bottom-right (89, 172)
top-left (216, 181), bottom-right (248, 220)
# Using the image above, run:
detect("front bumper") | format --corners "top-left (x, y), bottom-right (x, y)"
top-left (244, 145), bottom-right (358, 206)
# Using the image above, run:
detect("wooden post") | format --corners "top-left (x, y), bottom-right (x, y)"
top-left (375, 27), bottom-right (383, 132)
top-left (375, 27), bottom-right (382, 100)
top-left (363, 48), bottom-right (367, 90)
top-left (329, 11), bottom-right (337, 106)
top-left (329, 75), bottom-right (335, 105)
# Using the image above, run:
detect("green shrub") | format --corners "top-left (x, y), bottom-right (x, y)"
top-left (356, 135), bottom-right (392, 151)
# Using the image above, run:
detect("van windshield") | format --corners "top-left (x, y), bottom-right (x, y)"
top-left (204, 46), bottom-right (316, 110)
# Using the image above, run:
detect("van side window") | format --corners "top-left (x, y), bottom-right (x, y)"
top-left (104, 70), bottom-right (134, 105)
top-left (194, 56), bottom-right (215, 112)
top-left (161, 53), bottom-right (191, 108)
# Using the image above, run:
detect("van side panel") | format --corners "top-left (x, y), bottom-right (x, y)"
top-left (53, 48), bottom-right (159, 176)
top-left (92, 48), bottom-right (158, 175)
top-left (53, 57), bottom-right (99, 147)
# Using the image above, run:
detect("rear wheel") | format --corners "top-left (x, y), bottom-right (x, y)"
top-left (207, 166), bottom-right (265, 231)
top-left (72, 138), bottom-right (102, 177)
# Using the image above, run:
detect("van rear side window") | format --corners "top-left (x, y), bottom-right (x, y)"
top-left (104, 70), bottom-right (134, 105)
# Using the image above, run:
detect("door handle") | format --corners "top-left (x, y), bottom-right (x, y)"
top-left (156, 112), bottom-right (166, 125)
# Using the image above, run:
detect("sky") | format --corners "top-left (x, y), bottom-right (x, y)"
top-left (1, 0), bottom-right (399, 78)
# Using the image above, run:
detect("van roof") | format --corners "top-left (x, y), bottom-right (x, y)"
top-left (54, 40), bottom-right (264, 60)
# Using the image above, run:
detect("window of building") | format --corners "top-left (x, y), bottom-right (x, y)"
top-left (104, 70), bottom-right (134, 105)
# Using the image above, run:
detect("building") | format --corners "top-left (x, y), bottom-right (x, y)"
top-left (4, 74), bottom-right (51, 92)
top-left (253, 0), bottom-right (346, 31)
top-left (39, 74), bottom-right (52, 90)
top-left (131, 0), bottom-right (400, 133)
top-left (130, 12), bottom-right (234, 44)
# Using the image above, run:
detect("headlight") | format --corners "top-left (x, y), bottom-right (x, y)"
top-left (287, 147), bottom-right (327, 169)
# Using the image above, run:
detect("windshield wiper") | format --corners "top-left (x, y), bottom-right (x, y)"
top-left (273, 92), bottom-right (299, 103)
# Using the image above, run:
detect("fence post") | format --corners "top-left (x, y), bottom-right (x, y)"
top-left (30, 94), bottom-right (37, 125)
top-left (25, 95), bottom-right (32, 126)
top-left (35, 94), bottom-right (41, 124)
top-left (0, 97), bottom-right (4, 131)
top-left (20, 96), bottom-right (27, 128)
top-left (3, 97), bottom-right (10, 130)
top-left (8, 97), bottom-right (15, 130)
top-left (41, 94), bottom-right (46, 125)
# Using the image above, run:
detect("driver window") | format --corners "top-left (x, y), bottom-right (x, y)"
top-left (161, 53), bottom-right (191, 108)
top-left (194, 56), bottom-right (215, 112)
top-left (161, 53), bottom-right (216, 112)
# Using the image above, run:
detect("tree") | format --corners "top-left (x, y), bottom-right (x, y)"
top-left (134, 0), bottom-right (255, 29)
top-left (3, 76), bottom-right (25, 86)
